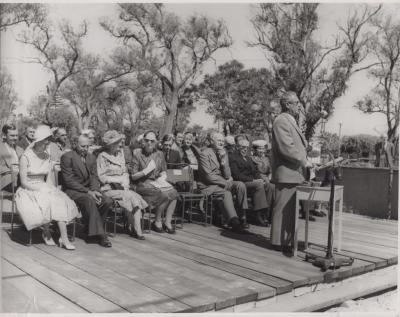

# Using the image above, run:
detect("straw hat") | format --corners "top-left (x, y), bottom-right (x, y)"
top-left (102, 130), bottom-right (123, 146)
top-left (33, 125), bottom-right (52, 144)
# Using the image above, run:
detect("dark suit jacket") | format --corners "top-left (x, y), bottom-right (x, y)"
top-left (17, 137), bottom-right (31, 150)
top-left (0, 141), bottom-right (24, 188)
top-left (197, 147), bottom-right (231, 190)
top-left (229, 150), bottom-right (261, 182)
top-left (271, 112), bottom-right (307, 184)
top-left (60, 149), bottom-right (101, 200)
top-left (164, 149), bottom-right (183, 169)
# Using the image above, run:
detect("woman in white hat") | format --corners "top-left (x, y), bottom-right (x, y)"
top-left (97, 130), bottom-right (148, 240)
top-left (15, 125), bottom-right (81, 250)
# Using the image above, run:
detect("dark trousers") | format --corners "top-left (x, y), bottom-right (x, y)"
top-left (74, 193), bottom-right (113, 236)
top-left (270, 183), bottom-right (298, 247)
top-left (245, 180), bottom-right (268, 212)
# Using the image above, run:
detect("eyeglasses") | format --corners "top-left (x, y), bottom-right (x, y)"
top-left (144, 139), bottom-right (156, 143)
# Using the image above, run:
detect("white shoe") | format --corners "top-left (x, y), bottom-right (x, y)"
top-left (58, 238), bottom-right (76, 250)
top-left (42, 232), bottom-right (56, 246)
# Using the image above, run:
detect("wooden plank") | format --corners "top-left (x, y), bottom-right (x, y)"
top-left (113, 234), bottom-right (275, 305)
top-left (2, 243), bottom-right (126, 313)
top-left (164, 228), bottom-right (323, 287)
top-left (141, 232), bottom-right (292, 294)
top-left (17, 241), bottom-right (191, 313)
top-left (249, 265), bottom-right (398, 312)
top-left (2, 260), bottom-right (86, 313)
top-left (33, 237), bottom-right (229, 312)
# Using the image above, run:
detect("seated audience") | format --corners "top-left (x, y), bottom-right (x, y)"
top-left (251, 139), bottom-right (275, 223)
top-left (171, 130), bottom-right (184, 159)
top-left (60, 135), bottom-right (113, 247)
top-left (224, 135), bottom-right (236, 154)
top-left (229, 138), bottom-right (269, 226)
top-left (49, 127), bottom-right (70, 162)
top-left (0, 123), bottom-right (24, 191)
top-left (181, 131), bottom-right (201, 180)
top-left (161, 134), bottom-right (182, 169)
top-left (129, 131), bottom-right (178, 234)
top-left (81, 129), bottom-right (101, 154)
top-left (17, 123), bottom-right (36, 150)
top-left (97, 130), bottom-right (148, 240)
top-left (15, 125), bottom-right (80, 250)
top-left (197, 131), bottom-right (248, 232)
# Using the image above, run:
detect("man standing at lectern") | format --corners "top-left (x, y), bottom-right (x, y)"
top-left (270, 91), bottom-right (313, 255)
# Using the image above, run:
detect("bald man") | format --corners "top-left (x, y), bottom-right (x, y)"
top-left (60, 135), bottom-right (113, 247)
top-left (197, 131), bottom-right (248, 233)
top-left (270, 91), bottom-right (313, 255)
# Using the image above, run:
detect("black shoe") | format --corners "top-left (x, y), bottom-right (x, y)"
top-left (99, 235), bottom-right (112, 248)
top-left (254, 211), bottom-right (267, 227)
top-left (163, 224), bottom-right (176, 234)
top-left (282, 246), bottom-right (294, 257)
top-left (240, 218), bottom-right (250, 229)
top-left (271, 244), bottom-right (283, 252)
top-left (151, 222), bottom-right (164, 233)
top-left (311, 209), bottom-right (326, 217)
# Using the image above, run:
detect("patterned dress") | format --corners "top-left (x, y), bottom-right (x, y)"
top-left (97, 151), bottom-right (148, 212)
top-left (15, 148), bottom-right (81, 230)
top-left (130, 148), bottom-right (178, 209)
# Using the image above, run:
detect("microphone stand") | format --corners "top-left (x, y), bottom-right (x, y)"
top-left (305, 156), bottom-right (354, 271)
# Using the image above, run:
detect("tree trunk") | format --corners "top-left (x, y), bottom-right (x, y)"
top-left (162, 92), bottom-right (179, 135)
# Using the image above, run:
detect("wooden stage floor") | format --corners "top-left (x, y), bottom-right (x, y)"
top-left (1, 212), bottom-right (398, 313)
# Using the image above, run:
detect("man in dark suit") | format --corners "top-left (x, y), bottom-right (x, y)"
top-left (60, 135), bottom-right (113, 247)
top-left (270, 91), bottom-right (313, 254)
top-left (197, 131), bottom-right (248, 232)
top-left (161, 134), bottom-right (183, 169)
top-left (0, 123), bottom-right (24, 191)
top-left (229, 138), bottom-right (269, 226)
top-left (17, 124), bottom-right (36, 150)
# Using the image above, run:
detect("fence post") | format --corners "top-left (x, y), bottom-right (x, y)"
top-left (387, 167), bottom-right (393, 220)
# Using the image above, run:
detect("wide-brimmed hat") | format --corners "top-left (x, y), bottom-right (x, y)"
top-left (102, 130), bottom-right (123, 146)
top-left (33, 125), bottom-right (52, 144)
top-left (252, 139), bottom-right (268, 148)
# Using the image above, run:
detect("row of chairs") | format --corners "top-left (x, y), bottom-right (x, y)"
top-left (0, 163), bottom-right (220, 245)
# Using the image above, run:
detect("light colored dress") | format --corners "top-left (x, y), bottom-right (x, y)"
top-left (15, 148), bottom-right (81, 231)
top-left (97, 151), bottom-right (148, 212)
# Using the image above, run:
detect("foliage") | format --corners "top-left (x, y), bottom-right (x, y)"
top-left (340, 134), bottom-right (379, 157)
top-left (194, 60), bottom-right (279, 136)
top-left (0, 70), bottom-right (18, 126)
top-left (355, 15), bottom-right (400, 142)
top-left (0, 3), bottom-right (46, 31)
top-left (250, 3), bottom-right (382, 140)
top-left (319, 132), bottom-right (340, 157)
top-left (100, 3), bottom-right (232, 134)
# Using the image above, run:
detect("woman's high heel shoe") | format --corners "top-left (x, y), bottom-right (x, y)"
top-left (58, 237), bottom-right (76, 250)
top-left (42, 232), bottom-right (56, 246)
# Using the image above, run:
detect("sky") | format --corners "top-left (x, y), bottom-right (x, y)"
top-left (1, 2), bottom-right (398, 137)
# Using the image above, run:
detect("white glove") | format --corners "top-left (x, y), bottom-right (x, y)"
top-left (142, 159), bottom-right (156, 175)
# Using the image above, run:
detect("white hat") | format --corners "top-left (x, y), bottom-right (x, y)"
top-left (252, 139), bottom-right (268, 148)
top-left (33, 125), bottom-right (52, 144)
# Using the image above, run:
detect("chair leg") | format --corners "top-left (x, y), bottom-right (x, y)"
top-left (28, 230), bottom-right (32, 246)
top-left (71, 220), bottom-right (76, 242)
top-left (113, 208), bottom-right (117, 237)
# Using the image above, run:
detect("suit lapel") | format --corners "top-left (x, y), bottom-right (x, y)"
top-left (283, 113), bottom-right (306, 146)
top-left (209, 150), bottom-right (220, 170)
top-left (73, 151), bottom-right (89, 179)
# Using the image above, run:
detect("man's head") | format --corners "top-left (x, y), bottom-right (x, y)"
top-left (54, 128), bottom-right (68, 145)
top-left (25, 125), bottom-right (36, 142)
top-left (2, 124), bottom-right (18, 147)
top-left (143, 130), bottom-right (158, 154)
top-left (81, 129), bottom-right (95, 146)
top-left (76, 135), bottom-right (91, 156)
top-left (174, 131), bottom-right (184, 146)
top-left (234, 134), bottom-right (248, 145)
top-left (161, 134), bottom-right (174, 152)
top-left (237, 139), bottom-right (250, 157)
top-left (280, 91), bottom-right (301, 120)
top-left (209, 131), bottom-right (225, 151)
top-left (183, 132), bottom-right (194, 149)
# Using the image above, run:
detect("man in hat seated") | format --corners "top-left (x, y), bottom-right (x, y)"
top-left (229, 138), bottom-right (269, 226)
top-left (197, 131), bottom-right (248, 232)
top-left (60, 135), bottom-right (113, 247)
